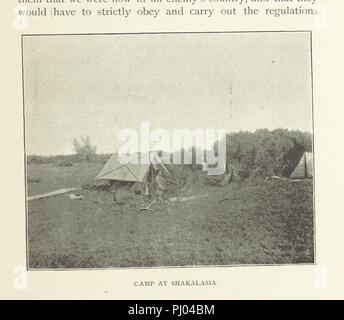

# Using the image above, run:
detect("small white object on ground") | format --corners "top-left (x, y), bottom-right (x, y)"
top-left (69, 193), bottom-right (85, 200)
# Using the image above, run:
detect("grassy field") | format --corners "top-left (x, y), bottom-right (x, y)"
top-left (27, 163), bottom-right (314, 268)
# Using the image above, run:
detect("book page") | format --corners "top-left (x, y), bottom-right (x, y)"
top-left (0, 0), bottom-right (343, 299)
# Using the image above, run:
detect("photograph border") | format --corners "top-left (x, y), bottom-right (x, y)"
top-left (21, 30), bottom-right (316, 272)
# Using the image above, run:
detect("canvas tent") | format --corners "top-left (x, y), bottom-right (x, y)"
top-left (95, 152), bottom-right (171, 196)
top-left (290, 152), bottom-right (313, 179)
top-left (96, 153), bottom-right (151, 182)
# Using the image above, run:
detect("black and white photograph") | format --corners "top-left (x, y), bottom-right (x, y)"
top-left (23, 31), bottom-right (314, 270)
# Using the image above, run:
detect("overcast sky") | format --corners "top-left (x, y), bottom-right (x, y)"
top-left (23, 32), bottom-right (313, 155)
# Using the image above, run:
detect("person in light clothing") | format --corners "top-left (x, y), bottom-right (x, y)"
top-left (155, 170), bottom-right (165, 199)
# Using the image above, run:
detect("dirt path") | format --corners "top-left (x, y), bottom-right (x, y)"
top-left (28, 188), bottom-right (79, 201)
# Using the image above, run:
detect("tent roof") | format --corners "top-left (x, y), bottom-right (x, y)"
top-left (95, 152), bottom-right (160, 182)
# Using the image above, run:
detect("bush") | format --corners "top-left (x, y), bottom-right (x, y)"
top-left (73, 136), bottom-right (97, 162)
top-left (27, 155), bottom-right (43, 165)
top-left (57, 160), bottom-right (73, 167)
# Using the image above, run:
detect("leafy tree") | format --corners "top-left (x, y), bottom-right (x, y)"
top-left (213, 129), bottom-right (312, 180)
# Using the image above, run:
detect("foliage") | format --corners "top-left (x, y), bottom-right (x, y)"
top-left (216, 129), bottom-right (312, 180)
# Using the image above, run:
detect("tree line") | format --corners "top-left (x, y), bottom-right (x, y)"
top-left (27, 129), bottom-right (312, 180)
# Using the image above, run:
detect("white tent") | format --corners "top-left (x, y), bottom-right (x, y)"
top-left (95, 151), bottom-right (170, 183)
top-left (290, 152), bottom-right (313, 179)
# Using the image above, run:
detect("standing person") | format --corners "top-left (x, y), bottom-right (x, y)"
top-left (155, 170), bottom-right (165, 199)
